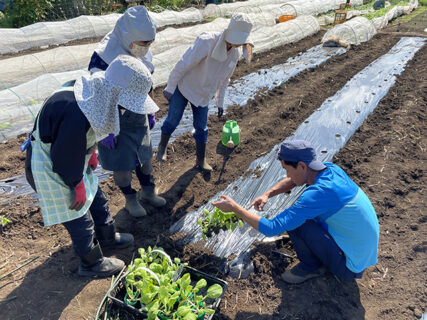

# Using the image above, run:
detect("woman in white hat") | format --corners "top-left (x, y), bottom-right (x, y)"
top-left (88, 5), bottom-right (165, 218)
top-left (25, 55), bottom-right (157, 277)
top-left (157, 13), bottom-right (254, 171)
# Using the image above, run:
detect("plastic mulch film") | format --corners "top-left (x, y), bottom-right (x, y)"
top-left (0, 15), bottom-right (319, 142)
top-left (322, 17), bottom-right (376, 46)
top-left (0, 8), bottom-right (203, 55)
top-left (0, 44), bottom-right (346, 202)
top-left (169, 37), bottom-right (426, 259)
top-left (202, 0), bottom-right (287, 18)
top-left (371, 0), bottom-right (418, 30)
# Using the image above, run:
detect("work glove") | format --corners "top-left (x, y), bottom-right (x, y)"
top-left (163, 90), bottom-right (173, 101)
top-left (87, 151), bottom-right (98, 174)
top-left (70, 180), bottom-right (86, 211)
top-left (148, 113), bottom-right (156, 130)
top-left (217, 107), bottom-right (224, 118)
top-left (100, 133), bottom-right (117, 149)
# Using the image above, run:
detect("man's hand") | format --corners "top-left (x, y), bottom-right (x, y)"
top-left (248, 194), bottom-right (269, 211)
top-left (100, 133), bottom-right (117, 149)
top-left (70, 180), bottom-right (86, 211)
top-left (211, 195), bottom-right (238, 213)
top-left (87, 151), bottom-right (98, 174)
top-left (163, 90), bottom-right (173, 101)
top-left (217, 107), bottom-right (224, 118)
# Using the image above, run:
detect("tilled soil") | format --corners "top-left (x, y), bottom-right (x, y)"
top-left (0, 16), bottom-right (426, 320)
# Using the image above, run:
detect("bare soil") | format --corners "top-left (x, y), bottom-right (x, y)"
top-left (0, 12), bottom-right (426, 320)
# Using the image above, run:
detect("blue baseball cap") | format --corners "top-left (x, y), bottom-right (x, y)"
top-left (278, 140), bottom-right (326, 171)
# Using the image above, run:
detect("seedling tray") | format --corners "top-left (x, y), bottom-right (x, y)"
top-left (107, 266), bottom-right (228, 320)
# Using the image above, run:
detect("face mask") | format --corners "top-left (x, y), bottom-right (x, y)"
top-left (130, 44), bottom-right (150, 58)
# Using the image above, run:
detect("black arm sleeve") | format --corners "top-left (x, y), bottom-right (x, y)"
top-left (39, 91), bottom-right (91, 189)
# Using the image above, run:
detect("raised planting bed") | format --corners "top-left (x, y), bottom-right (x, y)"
top-left (107, 247), bottom-right (228, 320)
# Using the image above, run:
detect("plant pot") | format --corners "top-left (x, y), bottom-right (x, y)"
top-left (108, 267), bottom-right (228, 320)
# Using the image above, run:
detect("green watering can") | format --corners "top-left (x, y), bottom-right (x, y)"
top-left (222, 120), bottom-right (240, 148)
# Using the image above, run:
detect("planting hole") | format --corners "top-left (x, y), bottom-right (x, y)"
top-left (346, 121), bottom-right (351, 125)
top-left (321, 150), bottom-right (327, 154)
top-left (304, 120), bottom-right (309, 124)
top-left (335, 134), bottom-right (341, 138)
top-left (356, 110), bottom-right (361, 113)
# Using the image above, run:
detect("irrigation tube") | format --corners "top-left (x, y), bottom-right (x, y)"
top-left (169, 37), bottom-right (426, 259)
top-left (0, 44), bottom-right (344, 203)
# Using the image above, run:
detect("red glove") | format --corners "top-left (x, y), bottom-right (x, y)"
top-left (70, 180), bottom-right (86, 211)
top-left (87, 151), bottom-right (98, 173)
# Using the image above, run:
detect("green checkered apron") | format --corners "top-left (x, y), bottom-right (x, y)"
top-left (31, 86), bottom-right (99, 226)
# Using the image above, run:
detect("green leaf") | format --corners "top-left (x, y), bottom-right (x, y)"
top-left (158, 286), bottom-right (169, 301)
top-left (206, 284), bottom-right (223, 299)
top-left (238, 219), bottom-right (244, 228)
top-left (204, 308), bottom-right (216, 315)
top-left (174, 257), bottom-right (181, 265)
top-left (195, 279), bottom-right (207, 290)
top-left (177, 305), bottom-right (192, 317)
top-left (180, 273), bottom-right (191, 290)
top-left (150, 263), bottom-right (163, 274)
top-left (183, 313), bottom-right (197, 320)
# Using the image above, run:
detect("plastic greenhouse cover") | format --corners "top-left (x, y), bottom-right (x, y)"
top-left (0, 8), bottom-right (203, 55)
top-left (0, 15), bottom-right (319, 142)
top-left (322, 17), bottom-right (376, 46)
top-left (0, 13), bottom-right (277, 89)
top-left (169, 37), bottom-right (426, 259)
top-left (0, 43), bottom-right (344, 202)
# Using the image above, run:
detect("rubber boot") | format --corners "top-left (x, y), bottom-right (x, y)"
top-left (195, 142), bottom-right (213, 171)
top-left (139, 184), bottom-right (166, 207)
top-left (156, 134), bottom-right (171, 161)
top-left (124, 193), bottom-right (147, 217)
top-left (78, 241), bottom-right (124, 278)
top-left (95, 223), bottom-right (134, 249)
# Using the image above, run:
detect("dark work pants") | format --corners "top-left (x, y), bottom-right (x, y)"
top-left (25, 146), bottom-right (113, 257)
top-left (287, 220), bottom-right (364, 280)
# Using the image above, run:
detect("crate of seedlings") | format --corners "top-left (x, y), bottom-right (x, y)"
top-left (107, 246), bottom-right (228, 320)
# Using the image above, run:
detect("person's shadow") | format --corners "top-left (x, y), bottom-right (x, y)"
top-left (220, 243), bottom-right (366, 320)
top-left (215, 141), bottom-right (235, 185)
top-left (0, 246), bottom-right (94, 319)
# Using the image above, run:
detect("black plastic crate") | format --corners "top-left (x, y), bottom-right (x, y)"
top-left (107, 266), bottom-right (228, 320)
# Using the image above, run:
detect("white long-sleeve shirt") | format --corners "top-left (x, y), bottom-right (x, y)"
top-left (164, 31), bottom-right (240, 109)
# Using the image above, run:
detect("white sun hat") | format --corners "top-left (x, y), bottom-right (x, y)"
top-left (75, 55), bottom-right (159, 141)
top-left (225, 13), bottom-right (254, 47)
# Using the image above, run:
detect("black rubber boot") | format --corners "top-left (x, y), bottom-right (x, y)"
top-left (156, 134), bottom-right (171, 161)
top-left (139, 184), bottom-right (166, 207)
top-left (78, 241), bottom-right (124, 278)
top-left (195, 142), bottom-right (213, 171)
top-left (94, 223), bottom-right (134, 249)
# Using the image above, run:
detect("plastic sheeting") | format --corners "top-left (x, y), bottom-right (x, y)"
top-left (278, 0), bottom-right (363, 17)
top-left (151, 44), bottom-right (345, 148)
top-left (0, 8), bottom-right (203, 55)
top-left (0, 43), bottom-right (344, 202)
top-left (322, 17), bottom-right (376, 46)
top-left (0, 15), bottom-right (320, 142)
top-left (169, 37), bottom-right (425, 258)
top-left (0, 14), bottom-right (277, 89)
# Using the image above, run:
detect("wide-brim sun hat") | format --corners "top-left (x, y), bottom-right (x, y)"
top-left (75, 55), bottom-right (159, 141)
top-left (225, 13), bottom-right (254, 47)
top-left (106, 55), bottom-right (158, 115)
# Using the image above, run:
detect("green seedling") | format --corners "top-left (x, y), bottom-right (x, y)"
top-left (197, 207), bottom-right (244, 240)
top-left (1, 215), bottom-right (11, 227)
top-left (124, 247), bottom-right (223, 320)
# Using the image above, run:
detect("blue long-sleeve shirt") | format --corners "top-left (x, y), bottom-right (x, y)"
top-left (258, 162), bottom-right (379, 273)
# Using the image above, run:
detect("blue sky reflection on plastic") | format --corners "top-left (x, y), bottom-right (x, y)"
top-left (0, 44), bottom-right (344, 201)
top-left (170, 37), bottom-right (426, 259)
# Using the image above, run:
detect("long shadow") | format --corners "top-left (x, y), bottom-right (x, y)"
top-left (0, 246), bottom-right (92, 320)
top-left (231, 243), bottom-right (366, 320)
top-left (215, 141), bottom-right (235, 185)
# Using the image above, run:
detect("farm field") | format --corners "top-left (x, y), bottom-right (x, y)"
top-left (0, 8), bottom-right (426, 320)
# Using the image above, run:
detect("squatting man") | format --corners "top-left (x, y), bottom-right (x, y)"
top-left (212, 140), bottom-right (380, 284)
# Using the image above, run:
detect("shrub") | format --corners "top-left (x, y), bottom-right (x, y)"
top-left (3, 0), bottom-right (54, 28)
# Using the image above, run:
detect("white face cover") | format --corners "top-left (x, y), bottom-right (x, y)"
top-left (130, 44), bottom-right (150, 58)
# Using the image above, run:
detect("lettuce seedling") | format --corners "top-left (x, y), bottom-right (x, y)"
top-left (197, 208), bottom-right (244, 240)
